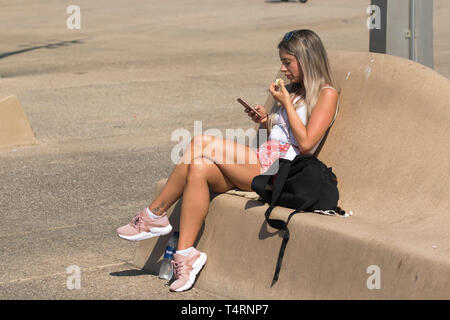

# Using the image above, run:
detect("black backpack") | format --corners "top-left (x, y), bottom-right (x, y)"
top-left (251, 154), bottom-right (345, 285)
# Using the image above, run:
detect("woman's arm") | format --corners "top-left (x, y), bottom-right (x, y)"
top-left (269, 83), bottom-right (338, 153)
top-left (285, 88), bottom-right (338, 153)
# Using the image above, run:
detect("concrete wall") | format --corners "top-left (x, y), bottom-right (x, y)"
top-left (133, 50), bottom-right (450, 299)
top-left (0, 95), bottom-right (37, 149)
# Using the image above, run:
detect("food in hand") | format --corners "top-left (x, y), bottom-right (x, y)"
top-left (274, 78), bottom-right (284, 90)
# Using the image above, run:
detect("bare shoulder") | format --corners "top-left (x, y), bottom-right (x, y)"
top-left (318, 85), bottom-right (339, 102)
top-left (320, 84), bottom-right (338, 94)
top-left (310, 85), bottom-right (339, 122)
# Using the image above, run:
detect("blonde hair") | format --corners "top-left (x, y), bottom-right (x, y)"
top-left (267, 29), bottom-right (340, 134)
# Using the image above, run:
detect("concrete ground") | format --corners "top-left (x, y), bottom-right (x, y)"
top-left (0, 0), bottom-right (449, 299)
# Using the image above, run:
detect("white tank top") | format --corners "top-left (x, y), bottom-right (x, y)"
top-left (268, 86), bottom-right (339, 159)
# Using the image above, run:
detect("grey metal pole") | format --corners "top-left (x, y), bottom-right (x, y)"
top-left (369, 0), bottom-right (433, 69)
top-left (409, 0), bottom-right (416, 61)
top-left (369, 0), bottom-right (387, 54)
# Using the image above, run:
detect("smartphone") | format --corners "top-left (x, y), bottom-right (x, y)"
top-left (237, 98), bottom-right (263, 118)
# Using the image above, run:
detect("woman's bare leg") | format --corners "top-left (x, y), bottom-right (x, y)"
top-left (148, 162), bottom-right (188, 215)
top-left (148, 135), bottom-right (214, 215)
top-left (175, 135), bottom-right (261, 249)
top-left (149, 134), bottom-right (261, 220)
top-left (201, 135), bottom-right (262, 191)
top-left (177, 157), bottom-right (235, 250)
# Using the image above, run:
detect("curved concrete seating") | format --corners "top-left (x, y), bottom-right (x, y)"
top-left (133, 50), bottom-right (450, 299)
top-left (0, 95), bottom-right (37, 149)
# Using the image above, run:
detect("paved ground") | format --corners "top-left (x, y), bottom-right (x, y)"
top-left (1, 0), bottom-right (449, 299)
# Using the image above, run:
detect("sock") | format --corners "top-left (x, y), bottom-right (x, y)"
top-left (145, 207), bottom-right (160, 219)
top-left (176, 247), bottom-right (193, 256)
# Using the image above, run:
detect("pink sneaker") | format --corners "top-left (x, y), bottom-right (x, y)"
top-left (116, 208), bottom-right (172, 241)
top-left (169, 248), bottom-right (207, 292)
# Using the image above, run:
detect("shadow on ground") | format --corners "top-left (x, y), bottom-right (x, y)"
top-left (0, 39), bottom-right (88, 60)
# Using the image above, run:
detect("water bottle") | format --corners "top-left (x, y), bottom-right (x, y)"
top-left (158, 231), bottom-right (179, 280)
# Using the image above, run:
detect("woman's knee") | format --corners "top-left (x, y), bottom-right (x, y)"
top-left (186, 158), bottom-right (213, 182)
top-left (187, 158), bottom-right (235, 192)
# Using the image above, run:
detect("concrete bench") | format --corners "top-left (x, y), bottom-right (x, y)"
top-left (133, 50), bottom-right (450, 299)
top-left (0, 95), bottom-right (37, 149)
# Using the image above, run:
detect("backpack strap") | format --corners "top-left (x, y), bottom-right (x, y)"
top-left (265, 197), bottom-right (317, 285)
top-left (264, 158), bottom-right (319, 285)
top-left (265, 205), bottom-right (303, 286)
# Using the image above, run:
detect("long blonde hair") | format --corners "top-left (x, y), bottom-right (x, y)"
top-left (267, 29), bottom-right (340, 134)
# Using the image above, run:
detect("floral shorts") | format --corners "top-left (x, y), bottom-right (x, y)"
top-left (256, 140), bottom-right (290, 173)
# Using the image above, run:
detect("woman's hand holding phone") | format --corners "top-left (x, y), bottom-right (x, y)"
top-left (237, 98), bottom-right (267, 125)
top-left (245, 104), bottom-right (267, 125)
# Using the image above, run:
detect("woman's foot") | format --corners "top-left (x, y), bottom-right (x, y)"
top-left (170, 248), bottom-right (207, 292)
top-left (116, 208), bottom-right (172, 241)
